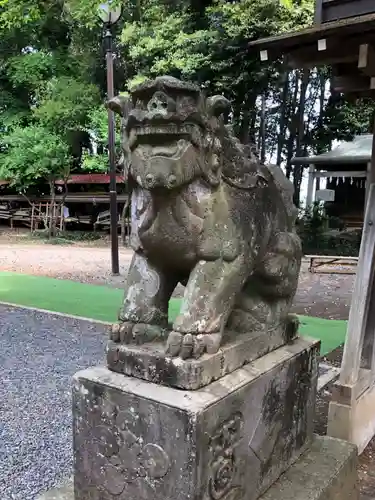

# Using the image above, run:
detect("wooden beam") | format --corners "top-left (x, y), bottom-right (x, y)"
top-left (331, 75), bottom-right (375, 93)
top-left (314, 171), bottom-right (367, 178)
top-left (287, 46), bottom-right (358, 69)
top-left (288, 36), bottom-right (375, 70)
top-left (322, 0), bottom-right (375, 24)
top-left (358, 44), bottom-right (375, 77)
top-left (314, 0), bottom-right (323, 24)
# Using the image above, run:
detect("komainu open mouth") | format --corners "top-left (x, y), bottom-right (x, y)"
top-left (128, 123), bottom-right (201, 150)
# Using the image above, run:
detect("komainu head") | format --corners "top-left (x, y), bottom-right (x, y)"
top-left (108, 75), bottom-right (236, 191)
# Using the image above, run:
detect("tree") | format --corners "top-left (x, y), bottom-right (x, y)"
top-left (0, 125), bottom-right (73, 235)
top-left (1, 0), bottom-right (375, 209)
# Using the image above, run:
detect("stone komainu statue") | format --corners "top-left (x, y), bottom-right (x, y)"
top-left (108, 76), bottom-right (302, 360)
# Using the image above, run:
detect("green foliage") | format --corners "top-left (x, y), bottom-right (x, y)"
top-left (0, 0), bottom-right (42, 29)
top-left (297, 202), bottom-right (328, 253)
top-left (0, 125), bottom-right (72, 191)
top-left (81, 150), bottom-right (108, 172)
top-left (8, 51), bottom-right (56, 89)
top-left (80, 106), bottom-right (122, 173)
top-left (297, 203), bottom-right (361, 256)
top-left (34, 77), bottom-right (101, 134)
top-left (121, 0), bottom-right (313, 92)
top-left (0, 0), bottom-right (373, 209)
top-left (31, 229), bottom-right (102, 242)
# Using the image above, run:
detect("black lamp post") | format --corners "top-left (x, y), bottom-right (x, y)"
top-left (98, 2), bottom-right (122, 276)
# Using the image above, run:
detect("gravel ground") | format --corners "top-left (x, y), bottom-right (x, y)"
top-left (0, 305), bottom-right (107, 500)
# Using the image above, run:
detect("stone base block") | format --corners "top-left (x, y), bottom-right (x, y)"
top-left (106, 324), bottom-right (296, 390)
top-left (260, 436), bottom-right (358, 500)
top-left (328, 376), bottom-right (375, 454)
top-left (38, 436), bottom-right (358, 500)
top-left (73, 337), bottom-right (318, 500)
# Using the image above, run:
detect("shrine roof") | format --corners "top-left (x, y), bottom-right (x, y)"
top-left (292, 134), bottom-right (373, 165)
top-left (248, 13), bottom-right (375, 59)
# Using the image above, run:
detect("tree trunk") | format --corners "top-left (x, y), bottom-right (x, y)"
top-left (315, 70), bottom-right (328, 155)
top-left (293, 69), bottom-right (310, 206)
top-left (238, 94), bottom-right (257, 145)
top-left (259, 93), bottom-right (266, 163)
top-left (121, 197), bottom-right (131, 247)
top-left (285, 71), bottom-right (299, 180)
top-left (49, 180), bottom-right (56, 239)
top-left (276, 67), bottom-right (290, 167)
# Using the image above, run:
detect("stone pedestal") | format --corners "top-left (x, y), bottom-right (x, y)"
top-left (38, 436), bottom-right (359, 500)
top-left (106, 324), bottom-right (295, 390)
top-left (73, 337), bottom-right (319, 500)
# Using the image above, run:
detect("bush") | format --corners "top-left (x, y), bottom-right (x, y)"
top-left (297, 203), bottom-right (361, 256)
top-left (56, 230), bottom-right (101, 242)
top-left (30, 229), bottom-right (102, 243)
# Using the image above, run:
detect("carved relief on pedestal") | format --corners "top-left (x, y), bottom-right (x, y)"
top-left (208, 412), bottom-right (244, 500)
top-left (84, 401), bottom-right (170, 497)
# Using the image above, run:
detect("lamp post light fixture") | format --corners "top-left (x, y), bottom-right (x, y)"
top-left (98, 2), bottom-right (122, 276)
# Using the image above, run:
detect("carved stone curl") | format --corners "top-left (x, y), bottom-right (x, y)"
top-left (208, 412), bottom-right (244, 499)
top-left (86, 403), bottom-right (170, 497)
top-left (108, 75), bottom-right (302, 360)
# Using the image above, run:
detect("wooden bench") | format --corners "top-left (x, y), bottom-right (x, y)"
top-left (306, 255), bottom-right (359, 274)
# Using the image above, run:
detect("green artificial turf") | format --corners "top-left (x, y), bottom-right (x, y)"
top-left (0, 271), bottom-right (347, 355)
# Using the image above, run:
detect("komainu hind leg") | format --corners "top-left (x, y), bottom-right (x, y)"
top-left (227, 231), bottom-right (301, 341)
top-left (227, 294), bottom-right (299, 343)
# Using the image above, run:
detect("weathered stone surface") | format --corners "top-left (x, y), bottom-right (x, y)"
top-left (73, 337), bottom-right (318, 500)
top-left (107, 324), bottom-right (297, 390)
top-left (107, 75), bottom-right (302, 361)
top-left (37, 436), bottom-right (358, 500)
top-left (260, 436), bottom-right (358, 500)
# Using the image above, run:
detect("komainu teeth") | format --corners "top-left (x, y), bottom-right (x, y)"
top-left (134, 123), bottom-right (198, 136)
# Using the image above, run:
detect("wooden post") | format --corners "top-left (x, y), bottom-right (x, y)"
top-left (31, 203), bottom-right (34, 232)
top-left (365, 161), bottom-right (372, 208)
top-left (328, 121), bottom-right (375, 453)
top-left (339, 183), bottom-right (375, 386)
top-left (60, 204), bottom-right (63, 231)
top-left (306, 164), bottom-right (315, 208)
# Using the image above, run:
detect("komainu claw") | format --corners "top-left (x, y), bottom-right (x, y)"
top-left (166, 331), bottom-right (183, 357)
top-left (110, 323), bottom-right (121, 342)
top-left (166, 331), bottom-right (222, 359)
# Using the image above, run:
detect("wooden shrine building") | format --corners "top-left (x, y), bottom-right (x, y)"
top-left (293, 134), bottom-right (373, 228)
top-left (0, 173), bottom-right (128, 230)
top-left (249, 1), bottom-right (375, 453)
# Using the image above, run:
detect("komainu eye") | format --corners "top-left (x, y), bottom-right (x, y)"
top-left (177, 96), bottom-right (197, 115)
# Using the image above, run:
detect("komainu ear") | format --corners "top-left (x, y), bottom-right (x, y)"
top-left (206, 95), bottom-right (232, 118)
top-left (106, 95), bottom-right (132, 117)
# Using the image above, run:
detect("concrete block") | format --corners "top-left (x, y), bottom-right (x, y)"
top-left (328, 379), bottom-right (375, 454)
top-left (260, 436), bottom-right (358, 500)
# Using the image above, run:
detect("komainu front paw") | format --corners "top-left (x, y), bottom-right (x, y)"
top-left (166, 331), bottom-right (222, 360)
top-left (109, 322), bottom-right (165, 345)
